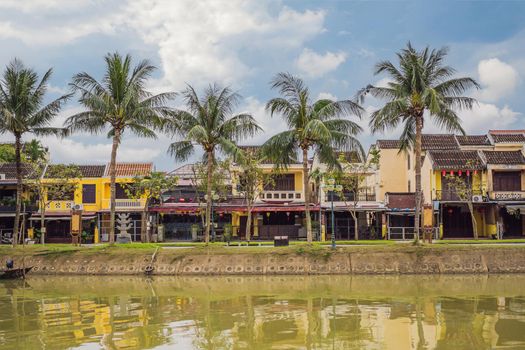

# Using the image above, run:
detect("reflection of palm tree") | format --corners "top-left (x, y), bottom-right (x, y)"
top-left (415, 297), bottom-right (428, 350)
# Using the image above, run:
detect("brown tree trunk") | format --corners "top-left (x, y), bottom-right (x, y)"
top-left (245, 208), bottom-right (252, 242)
top-left (351, 211), bottom-right (359, 241)
top-left (302, 147), bottom-right (312, 243)
top-left (109, 129), bottom-right (120, 244)
top-left (141, 203), bottom-right (148, 243)
top-left (468, 202), bottom-right (478, 239)
top-left (13, 134), bottom-right (22, 246)
top-left (204, 150), bottom-right (213, 245)
top-left (414, 114), bottom-right (423, 244)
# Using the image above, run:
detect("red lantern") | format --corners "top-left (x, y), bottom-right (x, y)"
top-left (466, 170), bottom-right (470, 177)
top-left (450, 170), bottom-right (454, 176)
top-left (474, 170), bottom-right (478, 175)
top-left (442, 170), bottom-right (446, 176)
top-left (458, 170), bottom-right (462, 176)
top-left (448, 208), bottom-right (453, 214)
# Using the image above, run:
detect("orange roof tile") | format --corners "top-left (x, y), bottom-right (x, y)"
top-left (104, 163), bottom-right (153, 177)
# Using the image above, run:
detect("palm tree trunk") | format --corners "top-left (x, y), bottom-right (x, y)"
top-left (13, 134), bottom-right (22, 246)
top-left (414, 114), bottom-right (423, 244)
top-left (302, 148), bottom-right (312, 243)
top-left (40, 199), bottom-right (45, 245)
top-left (109, 129), bottom-right (120, 244)
top-left (205, 150), bottom-right (213, 245)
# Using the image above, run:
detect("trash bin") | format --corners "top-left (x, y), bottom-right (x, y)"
top-left (274, 236), bottom-right (289, 247)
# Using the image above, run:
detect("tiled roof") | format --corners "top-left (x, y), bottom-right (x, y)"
top-left (46, 164), bottom-right (105, 178)
top-left (376, 140), bottom-right (402, 149)
top-left (490, 133), bottom-right (525, 143)
top-left (169, 164), bottom-right (196, 176)
top-left (482, 151), bottom-right (525, 165)
top-left (455, 135), bottom-right (491, 146)
top-left (104, 163), bottom-right (153, 177)
top-left (489, 129), bottom-right (525, 134)
top-left (421, 134), bottom-right (459, 151)
top-left (0, 163), bottom-right (37, 181)
top-left (428, 150), bottom-right (484, 170)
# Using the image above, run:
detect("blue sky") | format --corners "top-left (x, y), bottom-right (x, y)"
top-left (0, 0), bottom-right (524, 170)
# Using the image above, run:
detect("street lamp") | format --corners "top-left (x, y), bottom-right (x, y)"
top-left (205, 191), bottom-right (220, 242)
top-left (323, 178), bottom-right (342, 250)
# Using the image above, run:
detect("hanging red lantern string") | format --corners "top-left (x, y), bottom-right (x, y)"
top-left (458, 170), bottom-right (463, 176)
top-left (450, 170), bottom-right (454, 176)
top-left (466, 170), bottom-right (470, 177)
top-left (442, 170), bottom-right (446, 176)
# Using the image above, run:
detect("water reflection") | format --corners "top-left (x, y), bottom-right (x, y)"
top-left (0, 275), bottom-right (524, 349)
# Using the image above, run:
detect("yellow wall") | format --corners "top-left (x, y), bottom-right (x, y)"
top-left (377, 148), bottom-right (409, 201)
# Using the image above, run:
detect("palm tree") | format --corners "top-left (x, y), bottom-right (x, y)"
top-left (263, 73), bottom-right (364, 243)
top-left (0, 59), bottom-right (70, 245)
top-left (359, 43), bottom-right (479, 243)
top-left (166, 84), bottom-right (261, 244)
top-left (66, 53), bottom-right (175, 243)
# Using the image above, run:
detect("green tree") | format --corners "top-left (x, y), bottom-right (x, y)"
top-left (0, 59), bottom-right (70, 245)
top-left (124, 171), bottom-right (179, 242)
top-left (263, 73), bottom-right (363, 243)
top-left (27, 164), bottom-right (82, 244)
top-left (359, 44), bottom-right (479, 243)
top-left (24, 139), bottom-right (47, 163)
top-left (0, 143), bottom-right (16, 163)
top-left (65, 53), bottom-right (176, 243)
top-left (328, 151), bottom-right (379, 240)
top-left (233, 148), bottom-right (273, 242)
top-left (166, 85), bottom-right (261, 244)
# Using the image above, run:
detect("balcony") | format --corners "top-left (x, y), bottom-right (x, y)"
top-left (46, 201), bottom-right (74, 211)
top-left (327, 190), bottom-right (376, 203)
top-left (260, 191), bottom-right (302, 202)
top-left (488, 191), bottom-right (525, 201)
top-left (103, 198), bottom-right (146, 209)
top-left (434, 189), bottom-right (484, 202)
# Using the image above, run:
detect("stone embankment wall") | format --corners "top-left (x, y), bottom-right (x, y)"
top-left (3, 247), bottom-right (525, 275)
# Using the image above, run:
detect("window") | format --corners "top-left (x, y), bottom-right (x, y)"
top-left (407, 154), bottom-right (411, 170)
top-left (408, 180), bottom-right (411, 192)
top-left (116, 183), bottom-right (130, 199)
top-left (265, 174), bottom-right (295, 191)
top-left (493, 171), bottom-right (521, 191)
top-left (82, 184), bottom-right (96, 204)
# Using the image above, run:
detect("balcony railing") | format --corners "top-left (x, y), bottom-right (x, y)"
top-left (260, 191), bottom-right (302, 201)
top-left (327, 191), bottom-right (376, 202)
top-left (488, 191), bottom-right (525, 201)
top-left (102, 198), bottom-right (146, 209)
top-left (434, 189), bottom-right (484, 202)
top-left (46, 201), bottom-right (74, 211)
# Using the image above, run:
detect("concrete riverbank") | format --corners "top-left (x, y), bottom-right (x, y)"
top-left (2, 244), bottom-right (525, 275)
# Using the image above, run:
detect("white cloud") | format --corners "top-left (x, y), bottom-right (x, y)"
top-left (317, 92), bottom-right (338, 100)
top-left (124, 1), bottom-right (326, 89)
top-left (476, 58), bottom-right (519, 102)
top-left (240, 97), bottom-right (288, 145)
top-left (295, 48), bottom-right (347, 78)
top-left (457, 102), bottom-right (520, 133)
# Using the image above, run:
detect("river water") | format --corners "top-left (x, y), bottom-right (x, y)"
top-left (1, 275), bottom-right (525, 349)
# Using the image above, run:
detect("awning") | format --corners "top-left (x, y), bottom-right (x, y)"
top-left (152, 204), bottom-right (318, 213)
top-left (30, 216), bottom-right (97, 221)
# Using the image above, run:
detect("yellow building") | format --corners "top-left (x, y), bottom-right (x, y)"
top-left (376, 131), bottom-right (525, 239)
top-left (37, 162), bottom-right (152, 243)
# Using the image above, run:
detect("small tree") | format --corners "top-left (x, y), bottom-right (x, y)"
top-left (444, 172), bottom-right (480, 240)
top-left (27, 164), bottom-right (82, 244)
top-left (233, 149), bottom-right (273, 242)
top-left (189, 161), bottom-right (231, 236)
top-left (328, 151), bottom-right (379, 240)
top-left (124, 171), bottom-right (178, 242)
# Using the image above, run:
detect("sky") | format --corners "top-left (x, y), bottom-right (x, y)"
top-left (0, 0), bottom-right (524, 170)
